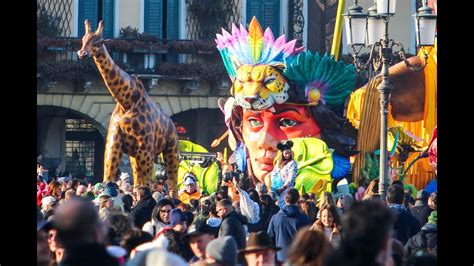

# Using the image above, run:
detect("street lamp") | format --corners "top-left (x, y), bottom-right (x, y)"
top-left (344, 0), bottom-right (436, 201)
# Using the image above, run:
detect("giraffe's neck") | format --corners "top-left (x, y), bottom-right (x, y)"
top-left (92, 45), bottom-right (143, 110)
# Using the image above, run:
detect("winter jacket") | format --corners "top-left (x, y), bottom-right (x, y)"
top-left (142, 218), bottom-right (168, 237)
top-left (59, 243), bottom-right (118, 266)
top-left (129, 196), bottom-right (157, 229)
top-left (405, 223), bottom-right (437, 256)
top-left (267, 204), bottom-right (312, 262)
top-left (218, 211), bottom-right (247, 250)
top-left (409, 203), bottom-right (432, 226)
top-left (389, 204), bottom-right (421, 245)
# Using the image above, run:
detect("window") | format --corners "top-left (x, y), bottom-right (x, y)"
top-left (78, 0), bottom-right (115, 38)
top-left (247, 0), bottom-right (280, 35)
top-left (65, 141), bottom-right (95, 178)
top-left (144, 0), bottom-right (180, 39)
top-left (64, 118), bottom-right (101, 179)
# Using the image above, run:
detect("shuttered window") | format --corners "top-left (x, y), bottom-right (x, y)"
top-left (102, 0), bottom-right (114, 38)
top-left (144, 0), bottom-right (163, 38)
top-left (247, 0), bottom-right (280, 35)
top-left (144, 0), bottom-right (180, 39)
top-left (78, 0), bottom-right (114, 38)
top-left (166, 0), bottom-right (180, 39)
top-left (78, 0), bottom-right (98, 37)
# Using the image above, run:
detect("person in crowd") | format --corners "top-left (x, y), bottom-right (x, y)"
top-left (157, 208), bottom-right (194, 261)
top-left (239, 231), bottom-right (280, 266)
top-left (41, 196), bottom-right (57, 218)
top-left (386, 184), bottom-right (421, 245)
top-left (98, 194), bottom-right (114, 222)
top-left (48, 181), bottom-right (62, 200)
top-left (270, 140), bottom-right (298, 207)
top-left (38, 216), bottom-right (65, 266)
top-left (76, 184), bottom-right (87, 197)
top-left (207, 203), bottom-right (222, 237)
top-left (255, 182), bottom-right (268, 197)
top-left (267, 188), bottom-right (311, 262)
top-left (38, 226), bottom-right (51, 266)
top-left (311, 204), bottom-right (343, 248)
top-left (256, 194), bottom-right (280, 232)
top-left (184, 221), bottom-right (216, 264)
top-left (129, 186), bottom-right (156, 229)
top-left (142, 198), bottom-right (174, 237)
top-left (54, 198), bottom-right (118, 266)
top-left (285, 226), bottom-right (333, 266)
top-left (179, 172), bottom-right (202, 205)
top-left (193, 198), bottom-right (212, 225)
top-left (405, 211), bottom-right (437, 257)
top-left (107, 214), bottom-right (133, 246)
top-left (409, 190), bottom-right (432, 226)
top-left (216, 198), bottom-right (247, 250)
top-left (428, 192), bottom-right (437, 211)
top-left (119, 228), bottom-right (153, 259)
top-left (317, 191), bottom-right (340, 217)
top-left (205, 236), bottom-right (238, 266)
top-left (299, 199), bottom-right (319, 223)
top-left (227, 177), bottom-right (261, 226)
top-left (64, 189), bottom-right (76, 202)
top-left (325, 200), bottom-right (395, 266)
top-left (126, 247), bottom-right (188, 266)
top-left (152, 178), bottom-right (166, 202)
top-left (336, 193), bottom-right (354, 214)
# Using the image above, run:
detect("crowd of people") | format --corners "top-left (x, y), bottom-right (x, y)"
top-left (37, 161), bottom-right (437, 266)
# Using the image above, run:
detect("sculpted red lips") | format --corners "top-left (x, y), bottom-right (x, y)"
top-left (257, 157), bottom-right (274, 172)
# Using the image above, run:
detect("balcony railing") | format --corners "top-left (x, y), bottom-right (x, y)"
top-left (37, 37), bottom-right (228, 90)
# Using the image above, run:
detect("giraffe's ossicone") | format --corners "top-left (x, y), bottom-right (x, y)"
top-left (77, 20), bottom-right (179, 195)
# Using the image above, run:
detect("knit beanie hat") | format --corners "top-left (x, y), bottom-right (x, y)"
top-left (428, 211), bottom-right (437, 224)
top-left (206, 236), bottom-right (238, 266)
top-left (169, 208), bottom-right (187, 227)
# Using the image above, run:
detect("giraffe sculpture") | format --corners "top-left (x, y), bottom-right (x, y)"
top-left (77, 20), bottom-right (179, 195)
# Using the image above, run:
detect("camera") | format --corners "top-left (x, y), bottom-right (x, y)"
top-left (223, 170), bottom-right (243, 183)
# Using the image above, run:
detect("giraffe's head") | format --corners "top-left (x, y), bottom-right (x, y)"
top-left (77, 20), bottom-right (104, 59)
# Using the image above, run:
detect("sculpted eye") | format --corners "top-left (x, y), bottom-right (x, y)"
top-left (248, 119), bottom-right (262, 127)
top-left (264, 77), bottom-right (276, 85)
top-left (279, 119), bottom-right (298, 127)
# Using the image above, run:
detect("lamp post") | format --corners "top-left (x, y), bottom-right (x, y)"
top-left (344, 0), bottom-right (436, 201)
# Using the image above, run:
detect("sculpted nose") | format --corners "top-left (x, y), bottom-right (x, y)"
top-left (77, 50), bottom-right (88, 59)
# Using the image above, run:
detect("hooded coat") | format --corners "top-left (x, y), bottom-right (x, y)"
top-left (267, 204), bottom-right (311, 262)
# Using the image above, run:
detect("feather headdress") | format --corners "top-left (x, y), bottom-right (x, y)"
top-left (284, 51), bottom-right (356, 106)
top-left (215, 17), bottom-right (304, 81)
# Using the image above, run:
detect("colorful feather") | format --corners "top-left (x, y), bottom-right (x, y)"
top-left (215, 17), bottom-right (303, 79)
top-left (248, 17), bottom-right (264, 64)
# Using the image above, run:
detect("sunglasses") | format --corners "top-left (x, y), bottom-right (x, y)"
top-left (160, 209), bottom-right (171, 214)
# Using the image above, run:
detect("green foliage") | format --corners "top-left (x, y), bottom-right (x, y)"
top-left (361, 151), bottom-right (380, 182)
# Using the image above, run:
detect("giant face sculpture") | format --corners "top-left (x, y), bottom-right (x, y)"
top-left (215, 17), bottom-right (357, 193)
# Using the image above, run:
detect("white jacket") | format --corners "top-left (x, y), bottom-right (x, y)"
top-left (237, 187), bottom-right (260, 224)
top-left (142, 219), bottom-right (168, 237)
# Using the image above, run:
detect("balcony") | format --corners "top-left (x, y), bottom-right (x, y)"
top-left (37, 37), bottom-right (229, 93)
